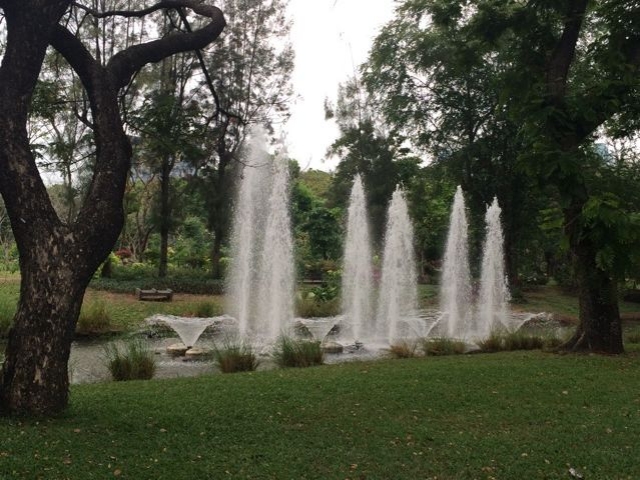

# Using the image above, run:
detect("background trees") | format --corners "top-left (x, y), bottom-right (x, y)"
top-left (363, 0), bottom-right (640, 352)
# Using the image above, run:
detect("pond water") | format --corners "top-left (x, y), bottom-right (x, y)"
top-left (0, 310), bottom-right (576, 385)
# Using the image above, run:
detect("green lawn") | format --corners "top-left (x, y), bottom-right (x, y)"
top-left (1, 351), bottom-right (639, 479)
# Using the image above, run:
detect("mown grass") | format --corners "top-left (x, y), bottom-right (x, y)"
top-left (0, 351), bottom-right (639, 479)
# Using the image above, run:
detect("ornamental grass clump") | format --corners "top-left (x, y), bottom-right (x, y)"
top-left (503, 331), bottom-right (545, 351)
top-left (478, 331), bottom-right (548, 353)
top-left (213, 341), bottom-right (259, 373)
top-left (104, 338), bottom-right (156, 381)
top-left (423, 337), bottom-right (466, 356)
top-left (387, 341), bottom-right (421, 359)
top-left (77, 299), bottom-right (116, 335)
top-left (273, 336), bottom-right (324, 368)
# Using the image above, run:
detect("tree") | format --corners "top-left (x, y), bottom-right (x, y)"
top-left (194, 0), bottom-right (294, 278)
top-left (326, 77), bottom-right (421, 246)
top-left (0, 0), bottom-right (225, 415)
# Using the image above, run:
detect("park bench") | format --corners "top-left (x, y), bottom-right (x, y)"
top-left (135, 288), bottom-right (174, 302)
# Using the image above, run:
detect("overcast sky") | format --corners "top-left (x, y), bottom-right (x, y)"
top-left (285, 0), bottom-right (396, 172)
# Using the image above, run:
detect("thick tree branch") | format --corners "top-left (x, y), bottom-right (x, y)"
top-left (545, 0), bottom-right (589, 100)
top-left (107, 2), bottom-right (225, 89)
top-left (72, 0), bottom-right (203, 19)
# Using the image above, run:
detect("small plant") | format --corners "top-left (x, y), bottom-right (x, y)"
top-left (213, 341), bottom-right (259, 373)
top-left (423, 337), bottom-right (466, 356)
top-left (273, 336), bottom-right (324, 368)
top-left (77, 298), bottom-right (116, 335)
top-left (387, 341), bottom-right (421, 358)
top-left (104, 338), bottom-right (156, 381)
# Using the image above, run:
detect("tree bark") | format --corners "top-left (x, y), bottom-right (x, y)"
top-left (159, 155), bottom-right (172, 277)
top-left (560, 202), bottom-right (624, 353)
top-left (0, 1), bottom-right (225, 416)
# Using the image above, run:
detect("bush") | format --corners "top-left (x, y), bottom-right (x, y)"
top-left (387, 341), bottom-right (421, 359)
top-left (273, 336), bottom-right (324, 368)
top-left (77, 299), bottom-right (117, 335)
top-left (213, 341), bottom-right (259, 373)
top-left (423, 337), bottom-right (466, 356)
top-left (104, 338), bottom-right (156, 381)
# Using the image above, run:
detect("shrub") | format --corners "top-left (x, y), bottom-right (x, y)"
top-left (387, 341), bottom-right (421, 359)
top-left (77, 299), bottom-right (116, 335)
top-left (273, 336), bottom-right (323, 368)
top-left (104, 339), bottom-right (156, 381)
top-left (213, 341), bottom-right (259, 373)
top-left (423, 337), bottom-right (466, 356)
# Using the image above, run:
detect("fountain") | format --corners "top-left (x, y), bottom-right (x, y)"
top-left (438, 185), bottom-right (472, 339)
top-left (376, 187), bottom-right (421, 344)
top-left (477, 197), bottom-right (510, 337)
top-left (227, 129), bottom-right (294, 343)
top-left (340, 174), bottom-right (375, 343)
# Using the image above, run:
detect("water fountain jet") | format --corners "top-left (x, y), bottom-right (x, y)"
top-left (438, 185), bottom-right (472, 339)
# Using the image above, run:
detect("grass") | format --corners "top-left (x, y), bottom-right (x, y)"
top-left (273, 336), bottom-right (324, 368)
top-left (0, 351), bottom-right (639, 478)
top-left (212, 341), bottom-right (260, 373)
top-left (103, 338), bottom-right (157, 381)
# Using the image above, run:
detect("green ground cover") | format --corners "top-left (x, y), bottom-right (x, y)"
top-left (1, 351), bottom-right (639, 479)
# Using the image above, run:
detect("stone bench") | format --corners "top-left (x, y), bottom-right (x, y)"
top-left (135, 288), bottom-right (173, 302)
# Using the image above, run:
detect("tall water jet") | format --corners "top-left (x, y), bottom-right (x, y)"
top-left (439, 185), bottom-right (472, 339)
top-left (376, 187), bottom-right (419, 344)
top-left (255, 148), bottom-right (295, 340)
top-left (477, 197), bottom-right (510, 337)
top-left (227, 130), bottom-right (270, 338)
top-left (227, 130), bottom-right (294, 342)
top-left (341, 174), bottom-right (374, 343)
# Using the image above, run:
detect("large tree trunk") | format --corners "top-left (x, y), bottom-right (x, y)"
top-left (0, 256), bottom-right (90, 414)
top-left (561, 203), bottom-right (624, 353)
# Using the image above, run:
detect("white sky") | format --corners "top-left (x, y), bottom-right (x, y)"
top-left (285, 0), bottom-right (396, 172)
